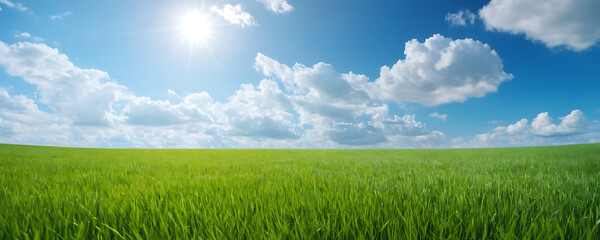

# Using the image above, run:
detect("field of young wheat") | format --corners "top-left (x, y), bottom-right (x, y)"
top-left (1, 143), bottom-right (599, 239)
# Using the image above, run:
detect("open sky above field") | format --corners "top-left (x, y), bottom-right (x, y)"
top-left (0, 0), bottom-right (599, 148)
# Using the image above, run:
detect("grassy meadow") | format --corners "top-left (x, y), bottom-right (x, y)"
top-left (1, 143), bottom-right (599, 239)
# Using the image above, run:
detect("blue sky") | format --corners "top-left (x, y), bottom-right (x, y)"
top-left (0, 0), bottom-right (599, 148)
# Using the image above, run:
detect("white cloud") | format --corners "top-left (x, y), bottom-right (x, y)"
top-left (227, 115), bottom-right (298, 140)
top-left (429, 112), bottom-right (447, 121)
top-left (255, 53), bottom-right (376, 126)
top-left (479, 0), bottom-right (600, 51)
top-left (383, 115), bottom-right (430, 136)
top-left (0, 89), bottom-right (74, 146)
top-left (255, 53), bottom-right (371, 105)
top-left (446, 9), bottom-right (476, 26)
top-left (372, 34), bottom-right (513, 106)
top-left (415, 131), bottom-right (446, 147)
top-left (167, 89), bottom-right (178, 96)
top-left (505, 118), bottom-right (527, 135)
top-left (0, 88), bottom-right (47, 123)
top-left (210, 4), bottom-right (256, 28)
top-left (50, 11), bottom-right (73, 21)
top-left (0, 41), bottom-right (127, 126)
top-left (0, 89), bottom-right (36, 112)
top-left (0, 0), bottom-right (27, 11)
top-left (219, 79), bottom-right (298, 140)
top-left (0, 41), bottom-right (303, 147)
top-left (257, 0), bottom-right (293, 13)
top-left (14, 32), bottom-right (44, 42)
top-left (121, 91), bottom-right (215, 127)
top-left (327, 122), bottom-right (385, 146)
top-left (122, 98), bottom-right (189, 126)
top-left (0, 36), bottom-right (521, 148)
top-left (3, 40), bottom-right (594, 149)
top-left (8, 39), bottom-right (593, 149)
top-left (458, 110), bottom-right (594, 148)
top-left (254, 53), bottom-right (444, 147)
top-left (531, 110), bottom-right (587, 137)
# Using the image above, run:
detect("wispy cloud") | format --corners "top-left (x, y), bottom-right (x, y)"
top-left (211, 4), bottom-right (256, 28)
top-left (257, 0), bottom-right (293, 14)
top-left (14, 32), bottom-right (43, 42)
top-left (50, 11), bottom-right (73, 21)
top-left (0, 0), bottom-right (27, 11)
top-left (487, 120), bottom-right (504, 124)
top-left (429, 112), bottom-right (447, 121)
top-left (167, 90), bottom-right (178, 97)
top-left (446, 9), bottom-right (476, 26)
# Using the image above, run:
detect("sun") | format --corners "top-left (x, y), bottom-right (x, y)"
top-left (179, 11), bottom-right (212, 43)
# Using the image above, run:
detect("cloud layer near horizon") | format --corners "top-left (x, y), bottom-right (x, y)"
top-left (454, 110), bottom-right (598, 148)
top-left (0, 35), bottom-right (596, 148)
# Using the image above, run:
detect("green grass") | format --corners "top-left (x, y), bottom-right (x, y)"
top-left (1, 143), bottom-right (599, 239)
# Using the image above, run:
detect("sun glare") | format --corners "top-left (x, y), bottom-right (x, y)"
top-left (179, 11), bottom-right (212, 43)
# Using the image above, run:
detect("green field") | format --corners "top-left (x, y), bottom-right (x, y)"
top-left (1, 144), bottom-right (599, 239)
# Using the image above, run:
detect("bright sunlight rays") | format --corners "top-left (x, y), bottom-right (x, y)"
top-left (179, 11), bottom-right (212, 43)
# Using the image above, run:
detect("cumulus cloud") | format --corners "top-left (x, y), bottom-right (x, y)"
top-left (14, 32), bottom-right (43, 42)
top-left (531, 110), bottom-right (587, 137)
top-left (505, 118), bottom-right (528, 135)
top-left (372, 34), bottom-right (513, 106)
top-left (446, 9), bottom-right (476, 26)
top-left (255, 53), bottom-right (374, 125)
top-left (327, 123), bottom-right (385, 146)
top-left (383, 115), bottom-right (429, 136)
top-left (210, 4), bottom-right (256, 28)
top-left (0, 0), bottom-right (27, 11)
top-left (4, 38), bottom-right (594, 149)
top-left (219, 80), bottom-right (298, 140)
top-left (227, 116), bottom-right (298, 140)
top-left (254, 53), bottom-right (444, 147)
top-left (0, 41), bottom-right (219, 147)
top-left (458, 110), bottom-right (593, 148)
top-left (0, 89), bottom-right (36, 112)
top-left (0, 40), bottom-right (301, 147)
top-left (0, 89), bottom-right (47, 123)
top-left (122, 91), bottom-right (216, 127)
top-left (122, 98), bottom-right (188, 126)
top-left (255, 53), bottom-right (371, 105)
top-left (50, 11), bottom-right (73, 21)
top-left (0, 89), bottom-right (73, 146)
top-left (257, 0), bottom-right (293, 13)
top-left (429, 112), bottom-right (447, 121)
top-left (0, 41), bottom-right (127, 126)
top-left (479, 0), bottom-right (600, 51)
top-left (0, 38), bottom-right (541, 148)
